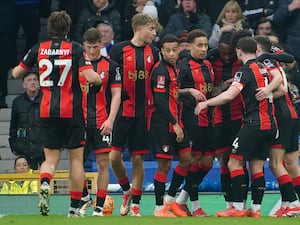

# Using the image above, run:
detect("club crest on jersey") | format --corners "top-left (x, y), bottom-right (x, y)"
top-left (99, 70), bottom-right (106, 79)
top-left (157, 75), bottom-right (165, 88)
top-left (162, 145), bottom-right (169, 153)
top-left (126, 56), bottom-right (133, 62)
top-left (234, 71), bottom-right (243, 82)
top-left (146, 55), bottom-right (153, 63)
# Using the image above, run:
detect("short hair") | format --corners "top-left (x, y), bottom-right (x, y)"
top-left (254, 36), bottom-right (272, 53)
top-left (82, 28), bottom-right (102, 43)
top-left (160, 34), bottom-right (180, 48)
top-left (23, 70), bottom-right (39, 81)
top-left (47, 10), bottom-right (72, 38)
top-left (219, 30), bottom-right (236, 46)
top-left (131, 13), bottom-right (158, 32)
top-left (187, 29), bottom-right (208, 43)
top-left (236, 37), bottom-right (257, 54)
top-left (255, 17), bottom-right (272, 31)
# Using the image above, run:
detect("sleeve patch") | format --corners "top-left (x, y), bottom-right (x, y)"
top-left (156, 75), bottom-right (165, 89)
top-left (233, 71), bottom-right (243, 82)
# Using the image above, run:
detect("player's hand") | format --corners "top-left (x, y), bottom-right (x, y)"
top-left (194, 101), bottom-right (208, 115)
top-left (100, 119), bottom-right (113, 136)
top-left (173, 123), bottom-right (184, 143)
top-left (223, 78), bottom-right (234, 86)
top-left (255, 87), bottom-right (270, 101)
top-left (189, 88), bottom-right (206, 102)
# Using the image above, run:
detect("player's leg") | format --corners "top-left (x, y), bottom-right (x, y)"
top-left (39, 148), bottom-right (61, 216)
top-left (93, 152), bottom-right (110, 216)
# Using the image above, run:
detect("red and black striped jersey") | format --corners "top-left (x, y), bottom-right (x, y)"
top-left (149, 59), bottom-right (182, 133)
top-left (210, 57), bottom-right (244, 124)
top-left (261, 58), bottom-right (298, 120)
top-left (79, 56), bottom-right (122, 129)
top-left (109, 41), bottom-right (159, 118)
top-left (19, 38), bottom-right (93, 118)
top-left (178, 55), bottom-right (214, 127)
top-left (231, 59), bottom-right (275, 130)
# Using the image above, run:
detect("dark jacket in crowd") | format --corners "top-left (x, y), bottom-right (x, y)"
top-left (73, 0), bottom-right (122, 43)
top-left (273, 0), bottom-right (300, 65)
top-left (163, 8), bottom-right (212, 38)
top-left (9, 90), bottom-right (44, 170)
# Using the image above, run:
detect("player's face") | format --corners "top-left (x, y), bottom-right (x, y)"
top-left (190, 36), bottom-right (208, 60)
top-left (218, 42), bottom-right (236, 64)
top-left (23, 74), bottom-right (39, 93)
top-left (138, 23), bottom-right (157, 44)
top-left (161, 42), bottom-right (179, 66)
top-left (83, 41), bottom-right (102, 61)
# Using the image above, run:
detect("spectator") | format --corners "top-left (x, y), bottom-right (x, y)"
top-left (73, 0), bottom-right (122, 44)
top-left (197, 0), bottom-right (228, 25)
top-left (163, 0), bottom-right (212, 38)
top-left (0, 155), bottom-right (38, 194)
top-left (209, 0), bottom-right (251, 49)
top-left (59, 0), bottom-right (88, 40)
top-left (241, 0), bottom-right (277, 28)
top-left (157, 0), bottom-right (180, 27)
top-left (95, 20), bottom-right (115, 57)
top-left (121, 0), bottom-right (158, 41)
top-left (14, 0), bottom-right (41, 56)
top-left (254, 17), bottom-right (273, 36)
top-left (11, 10), bottom-right (102, 217)
top-left (178, 31), bottom-right (190, 61)
top-left (273, 0), bottom-right (300, 67)
top-left (0, 1), bottom-right (17, 108)
top-left (9, 71), bottom-right (44, 170)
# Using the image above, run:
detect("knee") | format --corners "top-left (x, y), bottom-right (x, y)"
top-left (109, 151), bottom-right (122, 167)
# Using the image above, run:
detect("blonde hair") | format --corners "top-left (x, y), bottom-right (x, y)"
top-left (131, 13), bottom-right (159, 32)
top-left (215, 0), bottom-right (245, 24)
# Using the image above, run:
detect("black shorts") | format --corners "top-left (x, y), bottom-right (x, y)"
top-left (213, 120), bottom-right (242, 154)
top-left (150, 126), bottom-right (191, 159)
top-left (111, 116), bottom-right (149, 155)
top-left (84, 127), bottom-right (111, 158)
top-left (272, 118), bottom-right (299, 153)
top-left (184, 121), bottom-right (215, 156)
top-left (40, 117), bottom-right (85, 149)
top-left (231, 123), bottom-right (276, 161)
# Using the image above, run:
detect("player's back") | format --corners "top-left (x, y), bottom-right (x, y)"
top-left (34, 39), bottom-right (85, 118)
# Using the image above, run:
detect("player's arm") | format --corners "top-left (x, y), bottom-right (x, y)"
top-left (100, 86), bottom-right (121, 135)
top-left (272, 84), bottom-right (286, 99)
top-left (12, 65), bottom-right (28, 79)
top-left (255, 67), bottom-right (282, 101)
top-left (81, 68), bottom-right (102, 86)
top-left (195, 84), bottom-right (241, 115)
